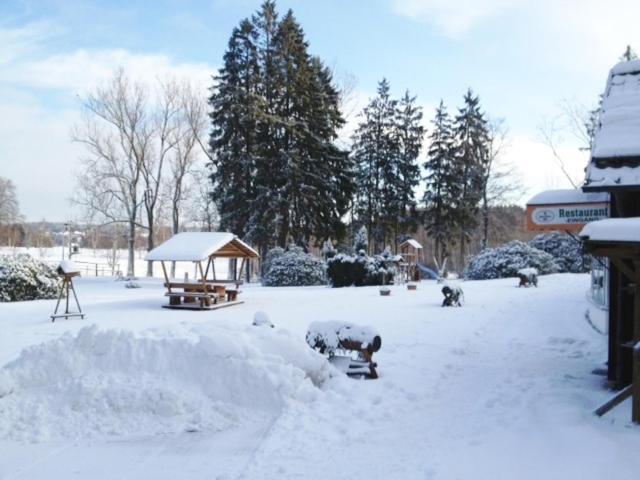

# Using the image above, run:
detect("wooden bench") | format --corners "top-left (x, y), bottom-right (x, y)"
top-left (306, 322), bottom-right (382, 379)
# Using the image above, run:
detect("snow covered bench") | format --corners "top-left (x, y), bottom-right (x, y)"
top-left (306, 321), bottom-right (382, 379)
top-left (441, 285), bottom-right (463, 307)
top-left (517, 268), bottom-right (538, 287)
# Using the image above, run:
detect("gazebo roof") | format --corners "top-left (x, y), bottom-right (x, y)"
top-left (144, 232), bottom-right (259, 262)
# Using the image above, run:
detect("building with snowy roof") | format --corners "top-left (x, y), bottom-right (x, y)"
top-left (579, 59), bottom-right (640, 422)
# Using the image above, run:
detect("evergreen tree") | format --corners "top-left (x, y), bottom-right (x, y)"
top-left (620, 45), bottom-right (638, 61)
top-left (352, 80), bottom-right (422, 251)
top-left (209, 19), bottom-right (260, 237)
top-left (391, 91), bottom-right (424, 248)
top-left (451, 89), bottom-right (490, 266)
top-left (352, 79), bottom-right (397, 251)
top-left (210, 1), bottom-right (353, 254)
top-left (353, 225), bottom-right (368, 253)
top-left (422, 101), bottom-right (459, 265)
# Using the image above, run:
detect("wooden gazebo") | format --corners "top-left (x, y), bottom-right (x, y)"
top-left (145, 232), bottom-right (259, 310)
top-left (581, 218), bottom-right (640, 423)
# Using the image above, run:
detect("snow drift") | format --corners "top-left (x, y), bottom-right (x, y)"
top-left (0, 325), bottom-right (330, 441)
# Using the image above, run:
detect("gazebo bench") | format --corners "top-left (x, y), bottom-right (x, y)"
top-left (164, 291), bottom-right (223, 307)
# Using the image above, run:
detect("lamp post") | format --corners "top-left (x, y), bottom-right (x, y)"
top-left (62, 222), bottom-right (69, 261)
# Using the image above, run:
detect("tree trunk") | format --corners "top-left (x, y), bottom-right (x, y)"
top-left (127, 219), bottom-right (136, 277)
top-left (146, 221), bottom-right (154, 277)
top-left (481, 189), bottom-right (489, 251)
top-left (170, 207), bottom-right (179, 278)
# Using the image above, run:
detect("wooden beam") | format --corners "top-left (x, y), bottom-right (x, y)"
top-left (237, 258), bottom-right (246, 287)
top-left (161, 261), bottom-right (172, 293)
top-left (634, 345), bottom-right (640, 423)
top-left (609, 257), bottom-right (639, 284)
top-left (594, 385), bottom-right (633, 417)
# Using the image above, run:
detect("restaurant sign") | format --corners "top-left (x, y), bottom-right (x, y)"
top-left (526, 190), bottom-right (610, 232)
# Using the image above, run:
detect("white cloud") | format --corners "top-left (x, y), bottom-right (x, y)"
top-left (503, 134), bottom-right (589, 204)
top-left (0, 46), bottom-right (216, 221)
top-left (0, 21), bottom-right (61, 65)
top-left (1, 48), bottom-right (215, 94)
top-left (390, 0), bottom-right (517, 38)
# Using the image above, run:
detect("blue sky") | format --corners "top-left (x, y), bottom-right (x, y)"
top-left (1, 0), bottom-right (639, 220)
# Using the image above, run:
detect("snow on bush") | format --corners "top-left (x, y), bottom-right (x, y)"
top-left (262, 246), bottom-right (327, 287)
top-left (0, 254), bottom-right (61, 302)
top-left (529, 232), bottom-right (590, 273)
top-left (262, 246), bottom-right (285, 276)
top-left (0, 325), bottom-right (330, 441)
top-left (326, 250), bottom-right (395, 287)
top-left (463, 240), bottom-right (559, 280)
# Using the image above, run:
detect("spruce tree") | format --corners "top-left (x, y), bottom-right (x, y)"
top-left (392, 90), bottom-right (423, 248)
top-left (209, 19), bottom-right (260, 237)
top-left (210, 1), bottom-right (353, 254)
top-left (423, 101), bottom-right (459, 265)
top-left (352, 80), bottom-right (422, 252)
top-left (352, 79), bottom-right (397, 252)
top-left (620, 45), bottom-right (638, 61)
top-left (451, 89), bottom-right (490, 266)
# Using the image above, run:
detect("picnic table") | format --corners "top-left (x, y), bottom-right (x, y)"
top-left (163, 281), bottom-right (239, 309)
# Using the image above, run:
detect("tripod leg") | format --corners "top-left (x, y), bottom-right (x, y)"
top-left (70, 281), bottom-right (83, 315)
top-left (65, 279), bottom-right (70, 314)
top-left (52, 279), bottom-right (65, 321)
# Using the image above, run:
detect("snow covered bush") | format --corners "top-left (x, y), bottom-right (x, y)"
top-left (0, 254), bottom-right (61, 302)
top-left (529, 232), bottom-right (590, 273)
top-left (261, 246), bottom-right (285, 276)
top-left (262, 246), bottom-right (327, 287)
top-left (326, 250), bottom-right (395, 287)
top-left (463, 241), bottom-right (559, 280)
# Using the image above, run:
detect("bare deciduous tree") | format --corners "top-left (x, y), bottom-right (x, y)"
top-left (0, 177), bottom-right (21, 225)
top-left (73, 69), bottom-right (149, 277)
top-left (166, 82), bottom-right (210, 277)
top-left (480, 119), bottom-right (524, 250)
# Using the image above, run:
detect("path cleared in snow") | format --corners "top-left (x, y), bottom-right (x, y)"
top-left (1, 274), bottom-right (639, 479)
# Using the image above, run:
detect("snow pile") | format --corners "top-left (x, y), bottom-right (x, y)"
top-left (0, 254), bottom-right (61, 302)
top-left (529, 232), bottom-right (590, 273)
top-left (463, 241), bottom-right (559, 280)
top-left (262, 246), bottom-right (327, 287)
top-left (517, 267), bottom-right (538, 277)
top-left (0, 325), bottom-right (330, 441)
top-left (306, 321), bottom-right (380, 354)
top-left (253, 310), bottom-right (274, 328)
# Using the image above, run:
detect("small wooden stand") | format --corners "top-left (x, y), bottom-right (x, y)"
top-left (51, 272), bottom-right (84, 322)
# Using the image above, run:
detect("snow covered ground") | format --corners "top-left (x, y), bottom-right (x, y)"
top-left (1, 273), bottom-right (640, 479)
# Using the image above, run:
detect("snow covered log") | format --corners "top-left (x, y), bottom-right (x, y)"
top-left (517, 268), bottom-right (538, 287)
top-left (441, 285), bottom-right (463, 307)
top-left (306, 321), bottom-right (381, 378)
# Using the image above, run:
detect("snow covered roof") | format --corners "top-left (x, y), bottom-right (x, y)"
top-left (527, 189), bottom-right (609, 205)
top-left (400, 239), bottom-right (423, 250)
top-left (57, 260), bottom-right (80, 274)
top-left (580, 217), bottom-right (640, 243)
top-left (585, 59), bottom-right (640, 190)
top-left (144, 232), bottom-right (259, 262)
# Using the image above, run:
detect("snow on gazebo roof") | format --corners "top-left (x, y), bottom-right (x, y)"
top-left (585, 59), bottom-right (640, 190)
top-left (527, 189), bottom-right (609, 205)
top-left (400, 239), bottom-right (423, 249)
top-left (580, 217), bottom-right (640, 243)
top-left (144, 232), bottom-right (259, 262)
